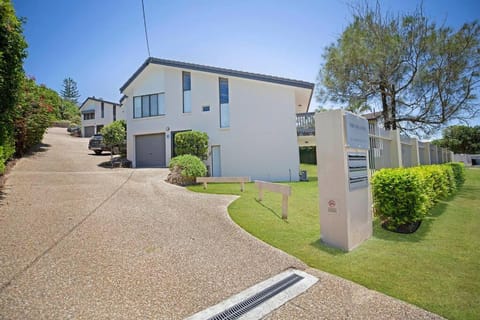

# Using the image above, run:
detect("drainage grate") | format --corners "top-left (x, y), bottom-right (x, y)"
top-left (207, 273), bottom-right (304, 320)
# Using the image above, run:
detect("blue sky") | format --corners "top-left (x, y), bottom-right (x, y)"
top-left (13, 0), bottom-right (480, 117)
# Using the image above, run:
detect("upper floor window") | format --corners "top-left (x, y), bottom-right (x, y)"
top-left (113, 105), bottom-right (116, 121)
top-left (133, 93), bottom-right (165, 118)
top-left (101, 102), bottom-right (104, 118)
top-left (183, 71), bottom-right (191, 113)
top-left (83, 112), bottom-right (95, 120)
top-left (219, 78), bottom-right (229, 128)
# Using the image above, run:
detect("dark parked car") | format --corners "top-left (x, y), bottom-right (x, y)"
top-left (67, 125), bottom-right (81, 137)
top-left (88, 134), bottom-right (109, 155)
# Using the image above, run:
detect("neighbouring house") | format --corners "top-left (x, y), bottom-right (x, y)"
top-left (454, 153), bottom-right (480, 166)
top-left (120, 57), bottom-right (314, 181)
top-left (79, 97), bottom-right (125, 137)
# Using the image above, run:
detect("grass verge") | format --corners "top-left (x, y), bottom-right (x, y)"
top-left (188, 165), bottom-right (480, 320)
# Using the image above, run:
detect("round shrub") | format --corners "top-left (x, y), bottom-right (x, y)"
top-left (167, 155), bottom-right (207, 186)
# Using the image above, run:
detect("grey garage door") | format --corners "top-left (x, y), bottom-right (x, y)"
top-left (84, 126), bottom-right (95, 137)
top-left (135, 133), bottom-right (166, 167)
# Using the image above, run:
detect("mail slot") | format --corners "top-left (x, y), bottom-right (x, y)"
top-left (348, 153), bottom-right (368, 191)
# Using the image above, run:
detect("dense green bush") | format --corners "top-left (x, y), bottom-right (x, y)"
top-left (169, 154), bottom-right (207, 179)
top-left (14, 77), bottom-right (57, 156)
top-left (0, 0), bottom-right (27, 173)
top-left (419, 165), bottom-right (455, 200)
top-left (372, 163), bottom-right (463, 230)
top-left (447, 162), bottom-right (466, 187)
top-left (174, 131), bottom-right (209, 160)
top-left (59, 100), bottom-right (81, 124)
top-left (0, 142), bottom-right (15, 174)
top-left (372, 168), bottom-right (429, 229)
top-left (101, 120), bottom-right (127, 158)
top-left (101, 121), bottom-right (126, 147)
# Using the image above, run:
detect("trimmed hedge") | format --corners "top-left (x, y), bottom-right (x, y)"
top-left (372, 163), bottom-right (465, 230)
top-left (447, 162), bottom-right (466, 186)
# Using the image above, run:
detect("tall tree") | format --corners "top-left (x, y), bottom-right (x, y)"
top-left (60, 77), bottom-right (80, 105)
top-left (317, 3), bottom-right (480, 134)
top-left (432, 125), bottom-right (480, 154)
top-left (0, 0), bottom-right (27, 172)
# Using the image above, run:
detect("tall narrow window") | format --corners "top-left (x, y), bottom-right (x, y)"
top-left (113, 105), bottom-right (116, 121)
top-left (219, 78), bottom-right (229, 128)
top-left (158, 93), bottom-right (165, 115)
top-left (141, 95), bottom-right (150, 117)
top-left (134, 96), bottom-right (142, 118)
top-left (101, 102), bottom-right (105, 118)
top-left (150, 94), bottom-right (159, 116)
top-left (183, 71), bottom-right (191, 113)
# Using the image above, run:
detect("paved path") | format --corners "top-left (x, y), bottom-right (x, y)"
top-left (0, 128), bottom-right (442, 319)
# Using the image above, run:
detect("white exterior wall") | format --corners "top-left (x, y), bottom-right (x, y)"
top-left (80, 99), bottom-right (123, 136)
top-left (116, 105), bottom-right (126, 121)
top-left (124, 65), bottom-right (301, 181)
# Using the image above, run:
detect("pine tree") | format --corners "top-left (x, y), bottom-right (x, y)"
top-left (60, 77), bottom-right (80, 105)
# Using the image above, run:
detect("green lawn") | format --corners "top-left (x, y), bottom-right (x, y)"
top-left (188, 165), bottom-right (480, 320)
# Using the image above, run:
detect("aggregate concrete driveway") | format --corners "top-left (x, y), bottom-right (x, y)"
top-left (0, 128), bottom-right (442, 319)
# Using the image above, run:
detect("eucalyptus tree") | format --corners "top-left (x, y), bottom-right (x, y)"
top-left (317, 4), bottom-right (480, 134)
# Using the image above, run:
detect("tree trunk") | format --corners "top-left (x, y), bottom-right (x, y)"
top-left (391, 84), bottom-right (397, 130)
top-left (380, 84), bottom-right (391, 130)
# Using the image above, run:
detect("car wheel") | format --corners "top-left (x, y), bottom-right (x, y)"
top-left (94, 150), bottom-right (102, 155)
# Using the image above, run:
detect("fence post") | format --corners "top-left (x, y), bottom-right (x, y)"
top-left (390, 130), bottom-right (403, 168)
top-left (410, 137), bottom-right (420, 166)
top-left (282, 194), bottom-right (288, 220)
top-left (433, 144), bottom-right (438, 164)
top-left (424, 142), bottom-right (432, 164)
top-left (258, 185), bottom-right (264, 201)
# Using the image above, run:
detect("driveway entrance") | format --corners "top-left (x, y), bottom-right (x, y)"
top-left (0, 128), bottom-right (442, 319)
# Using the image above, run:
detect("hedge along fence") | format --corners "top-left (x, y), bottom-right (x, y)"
top-left (371, 162), bottom-right (466, 230)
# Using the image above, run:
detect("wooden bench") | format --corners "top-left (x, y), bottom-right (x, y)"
top-left (196, 176), bottom-right (251, 192)
top-left (254, 180), bottom-right (292, 220)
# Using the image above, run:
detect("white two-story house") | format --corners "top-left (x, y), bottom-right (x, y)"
top-left (120, 58), bottom-right (313, 181)
top-left (79, 97), bottom-right (125, 137)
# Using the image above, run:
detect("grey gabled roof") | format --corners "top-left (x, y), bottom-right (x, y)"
top-left (79, 96), bottom-right (120, 110)
top-left (120, 57), bottom-right (315, 93)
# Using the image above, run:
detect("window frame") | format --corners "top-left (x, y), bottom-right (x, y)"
top-left (219, 77), bottom-right (229, 128)
top-left (83, 112), bottom-right (95, 120)
top-left (133, 93), bottom-right (165, 119)
top-left (182, 71), bottom-right (191, 113)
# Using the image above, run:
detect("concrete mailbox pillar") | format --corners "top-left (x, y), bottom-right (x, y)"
top-left (315, 110), bottom-right (372, 251)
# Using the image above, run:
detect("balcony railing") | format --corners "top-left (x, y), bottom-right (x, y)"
top-left (296, 112), bottom-right (315, 136)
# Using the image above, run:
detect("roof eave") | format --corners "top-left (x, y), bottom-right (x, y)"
top-left (120, 57), bottom-right (315, 93)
